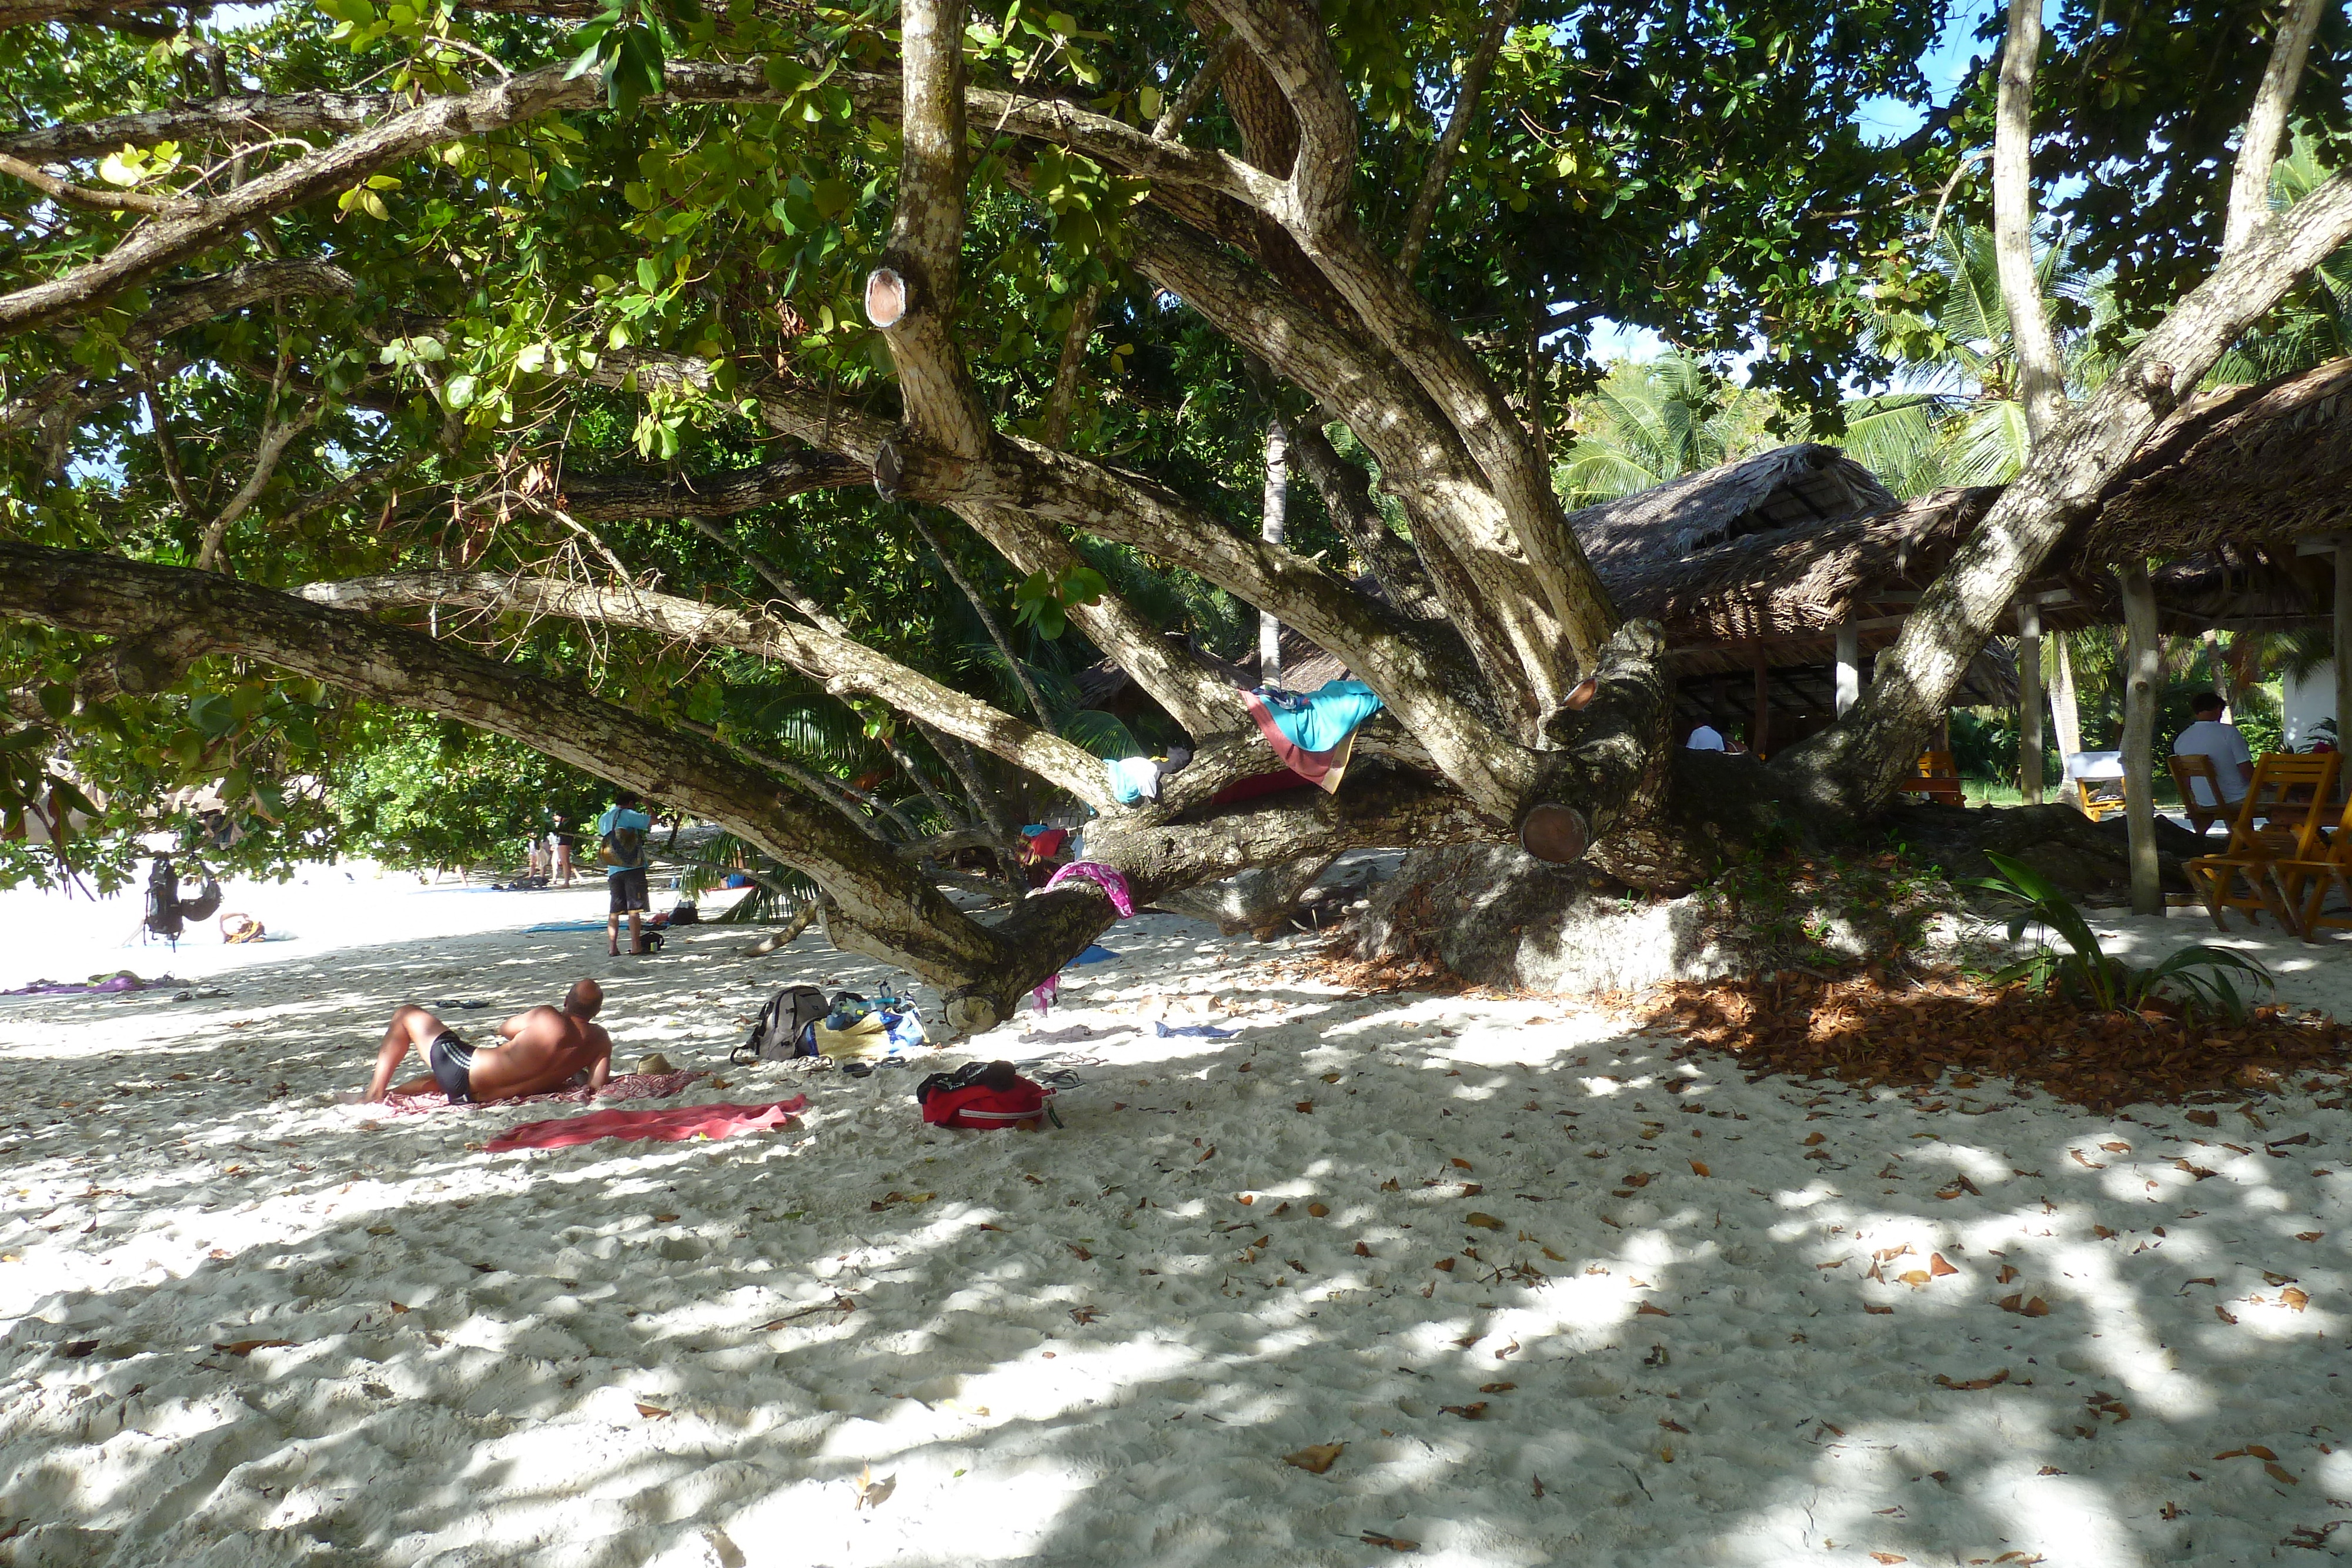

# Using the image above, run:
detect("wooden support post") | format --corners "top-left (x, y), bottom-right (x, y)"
top-left (1752, 663), bottom-right (1771, 760)
top-left (1834, 621), bottom-right (1860, 718)
top-left (2336, 543), bottom-right (2351, 757)
top-left (2119, 561), bottom-right (2164, 917)
top-left (2017, 599), bottom-right (2043, 805)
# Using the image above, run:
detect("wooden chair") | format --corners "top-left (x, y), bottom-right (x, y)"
top-left (2184, 752), bottom-right (2342, 932)
top-left (1895, 750), bottom-right (1965, 806)
top-left (2267, 790), bottom-right (2352, 942)
top-left (2167, 754), bottom-right (2230, 838)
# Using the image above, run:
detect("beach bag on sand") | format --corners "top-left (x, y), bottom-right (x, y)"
top-left (733, 984), bottom-right (828, 1064)
top-left (916, 1061), bottom-right (1057, 1129)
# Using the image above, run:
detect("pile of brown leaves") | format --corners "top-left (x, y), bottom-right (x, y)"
top-left (1646, 968), bottom-right (2352, 1112)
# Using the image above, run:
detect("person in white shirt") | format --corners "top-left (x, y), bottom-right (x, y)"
top-left (2172, 692), bottom-right (2253, 806)
top-left (1686, 722), bottom-right (1726, 751)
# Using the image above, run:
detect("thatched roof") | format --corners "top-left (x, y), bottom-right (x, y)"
top-left (1571, 443), bottom-right (1898, 580)
top-left (1603, 359), bottom-right (2352, 663)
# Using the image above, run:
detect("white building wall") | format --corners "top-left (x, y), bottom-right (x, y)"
top-left (2283, 666), bottom-right (2336, 748)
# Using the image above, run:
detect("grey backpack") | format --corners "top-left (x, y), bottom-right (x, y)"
top-left (733, 984), bottom-right (828, 1063)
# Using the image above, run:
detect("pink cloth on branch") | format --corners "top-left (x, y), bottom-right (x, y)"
top-left (1044, 861), bottom-right (1136, 917)
top-left (486, 1094), bottom-right (808, 1154)
top-left (382, 1068), bottom-right (705, 1116)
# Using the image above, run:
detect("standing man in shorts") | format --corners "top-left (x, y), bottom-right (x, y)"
top-left (597, 788), bottom-right (654, 955)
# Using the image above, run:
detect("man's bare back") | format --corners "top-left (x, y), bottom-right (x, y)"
top-left (366, 979), bottom-right (613, 1103)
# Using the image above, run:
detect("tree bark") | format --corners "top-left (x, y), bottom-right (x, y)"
top-left (2050, 633), bottom-right (2085, 810)
top-left (1992, 0), bottom-right (2068, 444)
top-left (1259, 415), bottom-right (1288, 684)
top-left (2017, 599), bottom-right (2043, 804)
top-left (2225, 0), bottom-right (2328, 255)
top-left (2119, 560), bottom-right (2164, 914)
top-left (1394, 0), bottom-right (1519, 279)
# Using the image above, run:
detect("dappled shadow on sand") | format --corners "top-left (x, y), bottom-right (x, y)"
top-left (0, 915), bottom-right (2347, 1566)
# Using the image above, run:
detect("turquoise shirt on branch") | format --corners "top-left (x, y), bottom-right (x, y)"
top-left (594, 806), bottom-right (652, 874)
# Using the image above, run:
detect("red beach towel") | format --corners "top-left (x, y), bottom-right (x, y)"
top-left (487, 1094), bottom-right (808, 1153)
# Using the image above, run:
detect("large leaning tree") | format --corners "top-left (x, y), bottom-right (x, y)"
top-left (4, 0), bottom-right (2351, 1028)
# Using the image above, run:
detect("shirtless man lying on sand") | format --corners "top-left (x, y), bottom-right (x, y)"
top-left (365, 980), bottom-right (613, 1104)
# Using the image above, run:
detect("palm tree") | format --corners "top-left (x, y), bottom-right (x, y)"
top-left (1840, 222), bottom-right (2098, 496)
top-left (1555, 355), bottom-right (1759, 505)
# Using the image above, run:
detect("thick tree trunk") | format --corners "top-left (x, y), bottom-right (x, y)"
top-left (2049, 634), bottom-right (2085, 811)
top-left (1259, 416), bottom-right (1288, 684)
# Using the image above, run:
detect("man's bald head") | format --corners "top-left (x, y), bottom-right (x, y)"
top-left (563, 978), bottom-right (604, 1019)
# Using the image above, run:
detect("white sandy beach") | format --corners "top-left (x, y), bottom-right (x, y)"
top-left (0, 871), bottom-right (2347, 1566)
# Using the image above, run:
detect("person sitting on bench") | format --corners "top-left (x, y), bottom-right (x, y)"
top-left (365, 980), bottom-right (613, 1104)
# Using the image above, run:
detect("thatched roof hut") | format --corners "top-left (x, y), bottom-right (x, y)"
top-left (1588, 358), bottom-right (2352, 744)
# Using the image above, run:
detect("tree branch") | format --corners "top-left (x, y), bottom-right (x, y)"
top-left (2224, 0), bottom-right (2328, 254)
top-left (1395, 0), bottom-right (1519, 280)
top-left (1992, 0), bottom-right (2067, 444)
top-left (195, 393), bottom-right (321, 572)
top-left (0, 541), bottom-right (1035, 997)
top-left (904, 507), bottom-right (1056, 729)
top-left (554, 452), bottom-right (870, 523)
top-left (298, 569), bottom-right (1117, 807)
top-left (0, 151), bottom-right (209, 216)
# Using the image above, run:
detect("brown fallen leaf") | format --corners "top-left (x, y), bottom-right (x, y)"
top-left (2072, 1151), bottom-right (2106, 1170)
top-left (2263, 1271), bottom-right (2296, 1286)
top-left (2216, 1305), bottom-right (2239, 1324)
top-left (1540, 1245), bottom-right (1566, 1262)
top-left (2099, 1140), bottom-right (2130, 1154)
top-left (1996, 1263), bottom-right (2020, 1284)
top-left (635, 1402), bottom-right (671, 1419)
top-left (1896, 1270), bottom-right (1933, 1287)
top-left (1307, 1202), bottom-right (1329, 1218)
top-left (1438, 1402), bottom-right (1488, 1419)
top-left (1379, 1178), bottom-right (1401, 1192)
top-left (1272, 1202), bottom-right (1292, 1216)
top-left (854, 1464), bottom-right (894, 1510)
top-left (1322, 1073), bottom-right (1342, 1084)
top-left (1997, 1293), bottom-right (2050, 1318)
top-left (1359, 1532), bottom-right (1419, 1552)
top-left (653, 1213), bottom-right (679, 1223)
top-left (2296, 1232), bottom-right (2324, 1242)
top-left (1481, 1382), bottom-right (1517, 1394)
top-left (1689, 1161), bottom-right (1711, 1177)
top-left (1865, 1304), bottom-right (1895, 1315)
top-left (387, 1301), bottom-right (410, 1315)
top-left (1465, 1212), bottom-right (1503, 1230)
top-left (1934, 1369), bottom-right (2010, 1391)
top-left (1284, 1442), bottom-right (1345, 1474)
top-left (2247, 1444), bottom-right (2280, 1460)
top-left (1432, 1258), bottom-right (1455, 1272)
top-left (1294, 1102), bottom-right (1314, 1114)
top-left (2092, 1225), bottom-right (2117, 1240)
top-left (366, 1224), bottom-right (395, 1237)
top-left (2265, 1461), bottom-right (2299, 1486)
top-left (2186, 1109), bottom-right (2220, 1127)
top-left (1449, 1158), bottom-right (1474, 1170)
top-left (1354, 1241), bottom-right (1373, 1257)
top-left (1659, 1417), bottom-right (1691, 1433)
top-left (2281, 1286), bottom-right (2310, 1311)
top-left (1871, 1554), bottom-right (1909, 1564)
top-left (1635, 1302), bottom-right (1671, 1318)
top-left (1621, 1172), bottom-right (1652, 1188)
top-left (1802, 1131), bottom-right (1826, 1146)
top-left (1235, 1193), bottom-right (1254, 1205)
top-left (1069, 1305), bottom-right (1102, 1325)
top-left (1196, 1146), bottom-right (1216, 1164)
top-left (1929, 1253), bottom-right (1959, 1278)
top-left (1067, 1244), bottom-right (1091, 1261)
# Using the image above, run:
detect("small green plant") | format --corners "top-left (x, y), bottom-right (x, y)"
top-left (1971, 850), bottom-right (2273, 1022)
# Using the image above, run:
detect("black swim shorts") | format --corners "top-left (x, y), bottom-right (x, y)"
top-left (428, 1029), bottom-right (476, 1104)
top-left (609, 865), bottom-right (650, 914)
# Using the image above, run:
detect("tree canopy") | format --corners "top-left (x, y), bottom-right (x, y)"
top-left (5, 0), bottom-right (2351, 1019)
